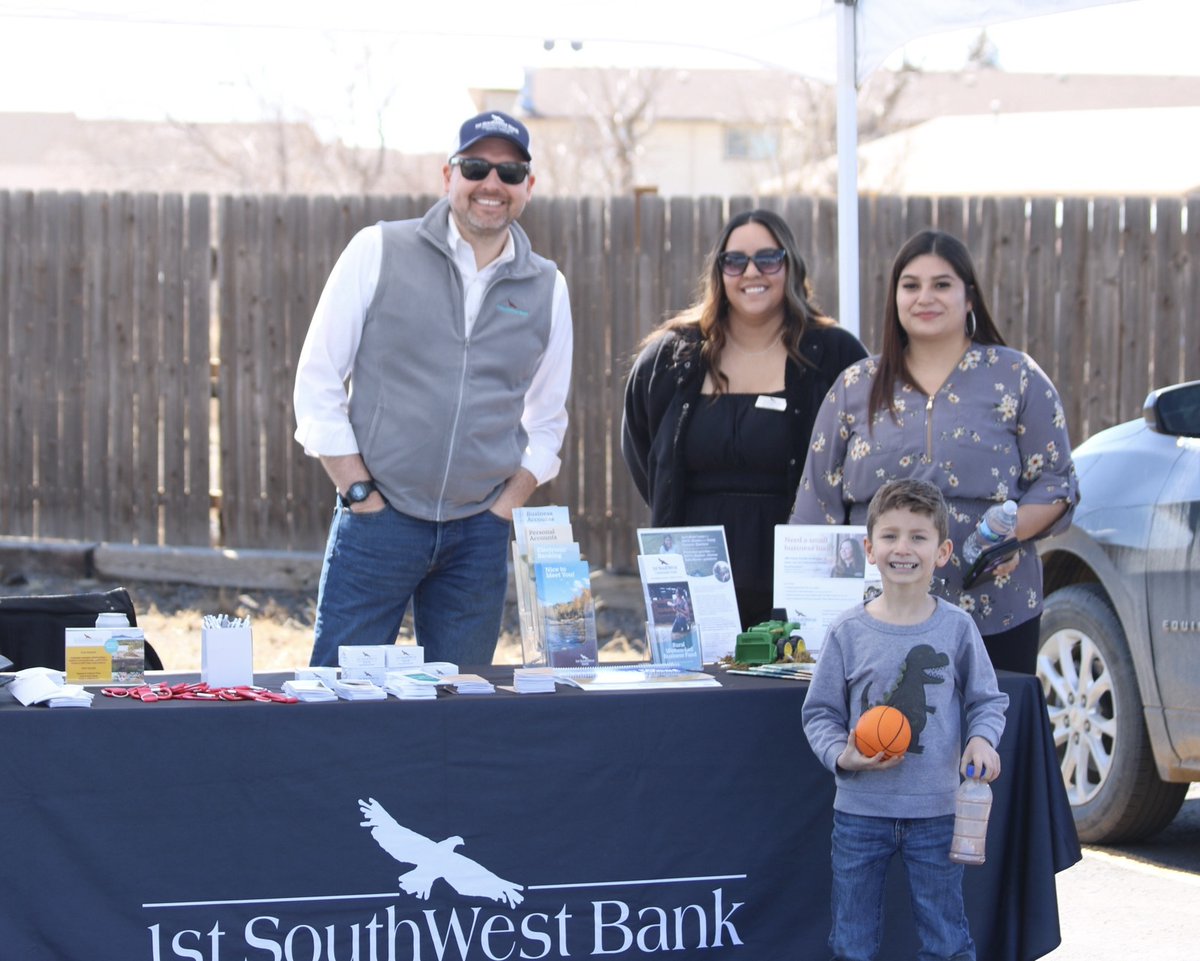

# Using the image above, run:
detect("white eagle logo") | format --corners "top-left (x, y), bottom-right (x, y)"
top-left (475, 114), bottom-right (520, 137)
top-left (358, 797), bottom-right (525, 908)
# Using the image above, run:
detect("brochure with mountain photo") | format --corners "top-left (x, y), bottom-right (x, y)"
top-left (533, 559), bottom-right (599, 669)
top-left (511, 505), bottom-right (576, 667)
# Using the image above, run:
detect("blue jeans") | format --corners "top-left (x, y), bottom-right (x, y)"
top-left (830, 811), bottom-right (974, 961)
top-left (309, 503), bottom-right (511, 668)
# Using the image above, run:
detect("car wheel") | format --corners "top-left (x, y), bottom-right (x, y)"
top-left (1038, 584), bottom-right (1187, 844)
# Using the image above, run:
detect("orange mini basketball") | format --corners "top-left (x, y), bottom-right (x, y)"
top-left (854, 705), bottom-right (912, 759)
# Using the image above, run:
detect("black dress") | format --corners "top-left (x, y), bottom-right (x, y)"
top-left (682, 390), bottom-right (791, 629)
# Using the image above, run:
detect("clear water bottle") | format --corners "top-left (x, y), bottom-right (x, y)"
top-left (949, 764), bottom-right (992, 866)
top-left (962, 500), bottom-right (1018, 564)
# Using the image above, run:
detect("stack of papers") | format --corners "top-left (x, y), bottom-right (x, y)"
top-left (385, 670), bottom-right (441, 700)
top-left (513, 668), bottom-right (557, 694)
top-left (295, 666), bottom-right (340, 685)
top-left (282, 679), bottom-right (338, 702)
top-left (554, 665), bottom-right (721, 691)
top-left (332, 678), bottom-right (387, 701)
top-left (8, 668), bottom-right (95, 708)
top-left (46, 685), bottom-right (96, 708)
top-left (442, 673), bottom-right (495, 695)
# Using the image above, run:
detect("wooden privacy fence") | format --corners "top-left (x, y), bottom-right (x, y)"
top-left (2, 189), bottom-right (1198, 572)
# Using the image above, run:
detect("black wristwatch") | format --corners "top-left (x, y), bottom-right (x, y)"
top-left (339, 479), bottom-right (377, 508)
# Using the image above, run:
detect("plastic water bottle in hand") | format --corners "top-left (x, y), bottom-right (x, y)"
top-left (962, 500), bottom-right (1018, 564)
top-left (949, 764), bottom-right (993, 865)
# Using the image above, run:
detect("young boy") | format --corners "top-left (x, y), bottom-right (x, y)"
top-left (802, 479), bottom-right (1008, 961)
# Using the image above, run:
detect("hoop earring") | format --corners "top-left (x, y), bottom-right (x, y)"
top-left (966, 309), bottom-right (978, 339)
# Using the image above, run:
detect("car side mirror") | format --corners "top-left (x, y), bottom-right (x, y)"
top-left (1143, 380), bottom-right (1200, 438)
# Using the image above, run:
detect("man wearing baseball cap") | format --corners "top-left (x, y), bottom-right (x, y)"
top-left (294, 110), bottom-right (573, 667)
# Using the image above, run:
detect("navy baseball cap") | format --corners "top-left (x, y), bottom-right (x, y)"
top-left (452, 111), bottom-right (531, 161)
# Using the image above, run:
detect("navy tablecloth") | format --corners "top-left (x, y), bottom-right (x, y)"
top-left (0, 668), bottom-right (1078, 961)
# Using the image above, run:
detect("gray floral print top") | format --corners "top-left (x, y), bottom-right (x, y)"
top-left (789, 345), bottom-right (1080, 636)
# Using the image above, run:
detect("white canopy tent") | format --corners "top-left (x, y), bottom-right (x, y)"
top-left (826, 0), bottom-right (1130, 333)
top-left (496, 0), bottom-right (1130, 335)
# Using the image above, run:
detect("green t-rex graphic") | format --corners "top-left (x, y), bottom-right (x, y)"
top-left (860, 643), bottom-right (949, 754)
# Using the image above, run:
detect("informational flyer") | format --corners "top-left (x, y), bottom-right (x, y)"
top-left (534, 559), bottom-right (599, 669)
top-left (772, 525), bottom-right (880, 652)
top-left (637, 526), bottom-right (740, 661)
top-left (511, 505), bottom-right (576, 667)
top-left (636, 554), bottom-right (703, 671)
top-left (64, 626), bottom-right (147, 685)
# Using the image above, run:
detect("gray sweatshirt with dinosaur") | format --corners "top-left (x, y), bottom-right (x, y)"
top-left (802, 597), bottom-right (1008, 819)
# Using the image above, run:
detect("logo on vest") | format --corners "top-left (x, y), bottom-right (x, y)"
top-left (499, 297), bottom-right (532, 316)
top-left (497, 298), bottom-right (530, 317)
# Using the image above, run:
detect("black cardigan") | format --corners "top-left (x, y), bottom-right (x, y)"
top-left (621, 323), bottom-right (867, 526)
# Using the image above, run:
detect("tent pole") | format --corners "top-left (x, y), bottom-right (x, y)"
top-left (834, 0), bottom-right (860, 338)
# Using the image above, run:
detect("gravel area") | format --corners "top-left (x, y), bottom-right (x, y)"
top-left (1, 566), bottom-right (648, 672)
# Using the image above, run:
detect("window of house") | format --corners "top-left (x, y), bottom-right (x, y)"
top-left (724, 128), bottom-right (778, 161)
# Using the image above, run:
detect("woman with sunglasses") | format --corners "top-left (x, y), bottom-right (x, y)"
top-left (622, 209), bottom-right (866, 629)
top-left (789, 229), bottom-right (1079, 673)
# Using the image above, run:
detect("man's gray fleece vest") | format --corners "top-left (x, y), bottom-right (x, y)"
top-left (348, 199), bottom-right (556, 521)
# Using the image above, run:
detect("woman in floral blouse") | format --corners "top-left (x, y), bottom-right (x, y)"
top-left (789, 229), bottom-right (1079, 672)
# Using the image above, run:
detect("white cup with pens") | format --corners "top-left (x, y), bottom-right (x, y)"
top-left (200, 614), bottom-right (253, 688)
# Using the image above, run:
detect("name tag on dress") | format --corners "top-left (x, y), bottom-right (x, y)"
top-left (755, 395), bottom-right (787, 411)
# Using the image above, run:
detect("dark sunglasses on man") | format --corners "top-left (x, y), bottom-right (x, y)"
top-left (717, 248), bottom-right (787, 277)
top-left (450, 156), bottom-right (532, 185)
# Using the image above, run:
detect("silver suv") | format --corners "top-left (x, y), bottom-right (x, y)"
top-left (1038, 380), bottom-right (1200, 844)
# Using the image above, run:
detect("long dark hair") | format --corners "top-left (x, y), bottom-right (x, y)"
top-left (834, 535), bottom-right (865, 573)
top-left (869, 229), bottom-right (1006, 425)
top-left (652, 209), bottom-right (834, 394)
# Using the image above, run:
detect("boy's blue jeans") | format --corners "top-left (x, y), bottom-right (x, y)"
top-left (830, 811), bottom-right (974, 961)
top-left (309, 502), bottom-right (511, 667)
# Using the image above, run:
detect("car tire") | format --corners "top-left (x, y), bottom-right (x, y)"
top-left (1038, 584), bottom-right (1187, 844)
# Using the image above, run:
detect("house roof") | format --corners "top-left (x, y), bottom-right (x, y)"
top-left (872, 69), bottom-right (1200, 126)
top-left (500, 66), bottom-right (1200, 129)
top-left (803, 107), bottom-right (1200, 196)
top-left (513, 67), bottom-right (828, 123)
top-left (0, 112), bottom-right (442, 195)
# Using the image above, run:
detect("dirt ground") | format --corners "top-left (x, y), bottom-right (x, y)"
top-left (0, 569), bottom-right (648, 673)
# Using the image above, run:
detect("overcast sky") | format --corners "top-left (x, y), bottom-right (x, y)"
top-left (1, 1), bottom-right (1195, 151)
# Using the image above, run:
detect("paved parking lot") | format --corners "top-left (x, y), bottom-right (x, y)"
top-left (1044, 784), bottom-right (1200, 960)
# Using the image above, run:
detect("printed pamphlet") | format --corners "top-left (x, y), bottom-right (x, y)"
top-left (636, 526), bottom-right (741, 661)
top-left (511, 506), bottom-right (580, 667)
top-left (534, 559), bottom-right (599, 669)
top-left (64, 626), bottom-right (147, 685)
top-left (558, 666), bottom-right (719, 692)
top-left (513, 505), bottom-right (572, 555)
top-left (636, 553), bottom-right (703, 671)
top-left (773, 524), bottom-right (879, 651)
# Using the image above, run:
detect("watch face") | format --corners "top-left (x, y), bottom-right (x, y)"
top-left (347, 481), bottom-right (372, 503)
